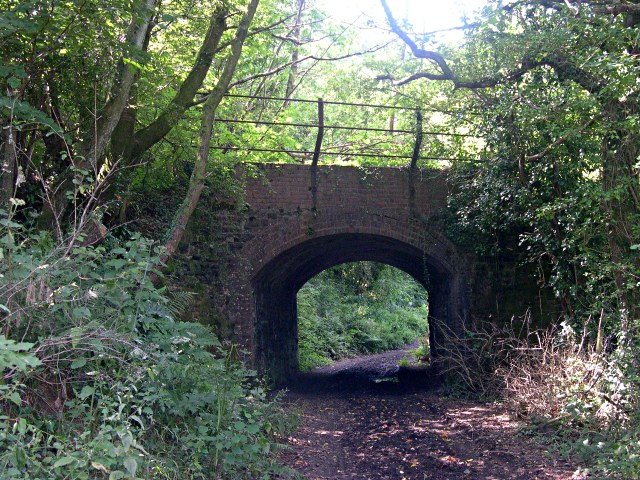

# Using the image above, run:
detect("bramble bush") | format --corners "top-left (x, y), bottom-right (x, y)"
top-left (0, 210), bottom-right (297, 479)
top-left (433, 313), bottom-right (640, 478)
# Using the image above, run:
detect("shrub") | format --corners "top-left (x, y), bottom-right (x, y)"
top-left (0, 212), bottom-right (297, 479)
top-left (501, 324), bottom-right (640, 478)
top-left (433, 313), bottom-right (640, 478)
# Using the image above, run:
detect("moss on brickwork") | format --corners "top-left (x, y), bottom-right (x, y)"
top-left (169, 186), bottom-right (247, 340)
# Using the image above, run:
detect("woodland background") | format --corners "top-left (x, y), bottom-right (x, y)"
top-left (1, 0), bottom-right (639, 478)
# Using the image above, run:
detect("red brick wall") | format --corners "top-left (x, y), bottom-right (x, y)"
top-left (244, 164), bottom-right (448, 215)
top-left (223, 164), bottom-right (466, 380)
top-left (241, 164), bottom-right (451, 271)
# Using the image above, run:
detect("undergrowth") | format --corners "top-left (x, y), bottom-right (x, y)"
top-left (0, 211), bottom-right (298, 479)
top-left (435, 314), bottom-right (640, 478)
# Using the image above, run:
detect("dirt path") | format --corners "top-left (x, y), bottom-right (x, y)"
top-left (278, 346), bottom-right (580, 480)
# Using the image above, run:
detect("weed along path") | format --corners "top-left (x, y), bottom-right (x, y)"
top-left (278, 346), bottom-right (578, 480)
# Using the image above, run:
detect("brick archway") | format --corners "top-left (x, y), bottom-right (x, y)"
top-left (249, 226), bottom-right (468, 380)
top-left (177, 164), bottom-right (551, 382)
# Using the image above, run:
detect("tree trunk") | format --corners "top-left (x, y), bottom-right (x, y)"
top-left (110, 20), bottom-right (155, 162)
top-left (102, 4), bottom-right (229, 224)
top-left (159, 0), bottom-right (260, 266)
top-left (284, 0), bottom-right (305, 107)
top-left (127, 4), bottom-right (229, 162)
top-left (40, 0), bottom-right (157, 231)
top-left (601, 126), bottom-right (640, 329)
top-left (83, 0), bottom-right (157, 166)
top-left (0, 118), bottom-right (17, 209)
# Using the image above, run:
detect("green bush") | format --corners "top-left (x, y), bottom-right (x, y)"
top-left (0, 213), bottom-right (297, 479)
top-left (297, 262), bottom-right (429, 371)
top-left (558, 335), bottom-right (640, 479)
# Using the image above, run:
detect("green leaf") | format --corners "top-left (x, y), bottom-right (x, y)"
top-left (122, 57), bottom-right (144, 72)
top-left (107, 259), bottom-right (127, 270)
top-left (72, 307), bottom-right (91, 321)
top-left (0, 218), bottom-right (21, 228)
top-left (8, 391), bottom-right (21, 406)
top-left (78, 385), bottom-right (95, 400)
top-left (70, 357), bottom-right (87, 369)
top-left (123, 456), bottom-right (137, 477)
top-left (129, 415), bottom-right (144, 428)
top-left (121, 431), bottom-right (133, 452)
top-left (69, 326), bottom-right (85, 347)
top-left (53, 456), bottom-right (76, 468)
top-left (0, 335), bottom-right (41, 371)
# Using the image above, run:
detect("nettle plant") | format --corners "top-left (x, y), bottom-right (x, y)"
top-left (0, 208), bottom-right (297, 479)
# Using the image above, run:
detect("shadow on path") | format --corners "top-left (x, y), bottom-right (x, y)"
top-left (278, 346), bottom-right (580, 480)
top-left (284, 342), bottom-right (439, 395)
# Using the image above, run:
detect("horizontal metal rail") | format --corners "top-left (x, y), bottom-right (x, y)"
top-left (217, 96), bottom-right (483, 164)
top-left (226, 93), bottom-right (427, 111)
top-left (215, 117), bottom-right (478, 137)
top-left (210, 145), bottom-right (472, 162)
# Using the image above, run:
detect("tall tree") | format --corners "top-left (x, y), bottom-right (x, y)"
top-left (380, 0), bottom-right (639, 325)
top-left (0, 0), bottom-right (293, 237)
top-left (160, 0), bottom-right (260, 263)
top-left (39, 0), bottom-right (158, 230)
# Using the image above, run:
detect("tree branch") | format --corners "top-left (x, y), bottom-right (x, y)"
top-left (40, 0), bottom-right (156, 230)
top-left (595, 3), bottom-right (640, 16)
top-left (212, 13), bottom-right (296, 54)
top-left (526, 118), bottom-right (597, 161)
top-left (159, 0), bottom-right (260, 267)
top-left (379, 57), bottom-right (552, 88)
top-left (380, 0), bottom-right (455, 79)
top-left (380, 0), bottom-right (609, 94)
top-left (191, 41), bottom-right (393, 106)
top-left (503, 0), bottom-right (640, 16)
top-left (129, 4), bottom-right (228, 160)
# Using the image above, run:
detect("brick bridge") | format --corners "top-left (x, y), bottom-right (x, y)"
top-left (180, 163), bottom-right (551, 382)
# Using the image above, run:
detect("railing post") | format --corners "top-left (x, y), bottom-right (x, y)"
top-left (409, 108), bottom-right (423, 216)
top-left (411, 107), bottom-right (423, 169)
top-left (310, 98), bottom-right (324, 209)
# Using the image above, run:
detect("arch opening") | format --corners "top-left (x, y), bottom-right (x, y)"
top-left (297, 261), bottom-right (430, 372)
top-left (252, 233), bottom-right (466, 382)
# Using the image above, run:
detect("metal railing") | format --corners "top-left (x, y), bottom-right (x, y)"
top-left (214, 94), bottom-right (480, 164)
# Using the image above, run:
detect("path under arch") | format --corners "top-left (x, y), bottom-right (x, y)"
top-left (276, 344), bottom-right (579, 479)
top-left (252, 231), bottom-right (466, 379)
